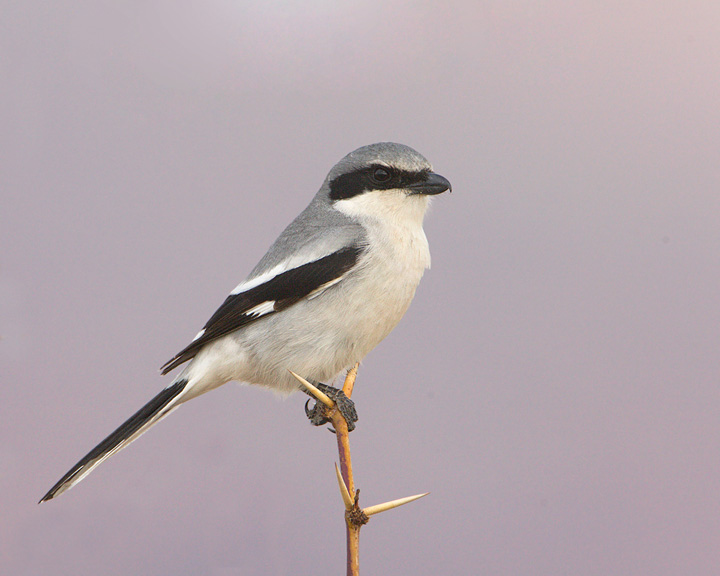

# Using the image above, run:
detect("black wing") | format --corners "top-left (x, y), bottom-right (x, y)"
top-left (160, 245), bottom-right (364, 374)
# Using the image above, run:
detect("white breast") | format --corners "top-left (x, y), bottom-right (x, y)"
top-left (333, 189), bottom-right (433, 351)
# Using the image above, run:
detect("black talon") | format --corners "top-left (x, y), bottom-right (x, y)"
top-left (304, 398), bottom-right (330, 427)
top-left (304, 398), bottom-right (315, 420)
top-left (301, 381), bottom-right (358, 432)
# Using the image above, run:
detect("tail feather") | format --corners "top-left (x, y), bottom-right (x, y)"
top-left (39, 379), bottom-right (189, 503)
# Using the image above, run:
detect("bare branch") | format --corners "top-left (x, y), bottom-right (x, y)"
top-left (301, 363), bottom-right (428, 575)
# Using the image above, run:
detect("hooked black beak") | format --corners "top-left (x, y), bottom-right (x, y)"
top-left (408, 172), bottom-right (452, 196)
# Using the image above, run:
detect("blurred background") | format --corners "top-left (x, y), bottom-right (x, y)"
top-left (3, 2), bottom-right (719, 574)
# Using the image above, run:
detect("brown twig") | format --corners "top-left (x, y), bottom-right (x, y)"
top-left (332, 364), bottom-right (361, 576)
top-left (290, 363), bottom-right (428, 576)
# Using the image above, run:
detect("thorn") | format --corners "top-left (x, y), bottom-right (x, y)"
top-left (335, 463), bottom-right (353, 510)
top-left (362, 492), bottom-right (430, 517)
top-left (288, 370), bottom-right (334, 408)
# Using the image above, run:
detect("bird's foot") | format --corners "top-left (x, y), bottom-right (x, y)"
top-left (304, 382), bottom-right (358, 432)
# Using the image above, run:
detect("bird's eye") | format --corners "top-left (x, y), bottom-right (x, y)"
top-left (372, 167), bottom-right (391, 183)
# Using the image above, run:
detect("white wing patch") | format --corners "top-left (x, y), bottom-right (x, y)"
top-left (230, 266), bottom-right (284, 295)
top-left (307, 276), bottom-right (345, 300)
top-left (245, 301), bottom-right (276, 316)
top-left (230, 251), bottom-right (329, 296)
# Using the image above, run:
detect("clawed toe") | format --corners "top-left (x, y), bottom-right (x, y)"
top-left (302, 381), bottom-right (358, 432)
top-left (305, 398), bottom-right (331, 427)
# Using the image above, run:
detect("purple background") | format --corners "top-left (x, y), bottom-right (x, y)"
top-left (3, 2), bottom-right (719, 574)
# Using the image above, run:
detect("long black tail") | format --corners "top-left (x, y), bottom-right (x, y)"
top-left (40, 379), bottom-right (189, 502)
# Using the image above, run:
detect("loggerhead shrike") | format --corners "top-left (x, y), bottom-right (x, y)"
top-left (40, 142), bottom-right (451, 502)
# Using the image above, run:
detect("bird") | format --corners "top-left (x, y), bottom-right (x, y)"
top-left (40, 142), bottom-right (451, 503)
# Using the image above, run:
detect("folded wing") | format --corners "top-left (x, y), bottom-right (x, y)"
top-left (161, 245), bottom-right (364, 374)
